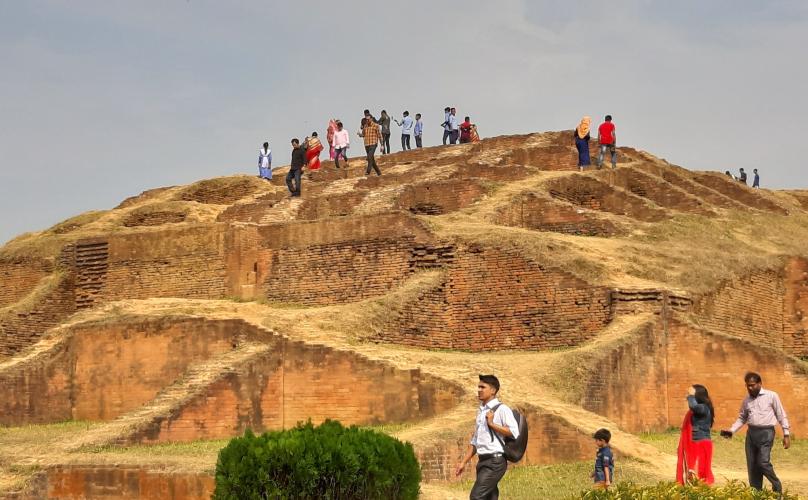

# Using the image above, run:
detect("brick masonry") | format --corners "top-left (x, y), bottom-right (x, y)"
top-left (494, 192), bottom-right (621, 237)
top-left (381, 246), bottom-right (613, 350)
top-left (548, 175), bottom-right (668, 222)
top-left (0, 257), bottom-right (53, 307)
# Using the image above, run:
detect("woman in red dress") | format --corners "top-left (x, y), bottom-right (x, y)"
top-left (676, 384), bottom-right (715, 485)
top-left (305, 132), bottom-right (324, 171)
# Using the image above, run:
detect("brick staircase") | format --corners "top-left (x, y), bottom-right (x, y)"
top-left (73, 240), bottom-right (109, 309)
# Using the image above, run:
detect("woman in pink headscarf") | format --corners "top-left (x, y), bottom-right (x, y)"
top-left (327, 119), bottom-right (338, 160)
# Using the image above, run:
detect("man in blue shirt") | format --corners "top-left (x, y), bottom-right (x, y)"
top-left (395, 111), bottom-right (414, 151)
top-left (414, 113), bottom-right (424, 148)
top-left (591, 428), bottom-right (614, 489)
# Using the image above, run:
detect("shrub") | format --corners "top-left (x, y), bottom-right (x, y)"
top-left (213, 420), bottom-right (421, 500)
top-left (577, 480), bottom-right (799, 499)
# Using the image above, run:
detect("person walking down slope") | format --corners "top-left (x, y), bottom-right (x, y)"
top-left (597, 115), bottom-right (617, 169)
top-left (395, 111), bottom-right (414, 151)
top-left (676, 384), bottom-right (715, 485)
top-left (361, 117), bottom-right (382, 176)
top-left (721, 371), bottom-right (791, 494)
top-left (286, 138), bottom-right (305, 197)
top-left (305, 132), bottom-right (324, 171)
top-left (414, 113), bottom-right (424, 148)
top-left (257, 142), bottom-right (272, 180)
top-left (459, 116), bottom-right (473, 144)
top-left (332, 120), bottom-right (350, 169)
top-left (753, 168), bottom-right (760, 188)
top-left (378, 110), bottom-right (392, 154)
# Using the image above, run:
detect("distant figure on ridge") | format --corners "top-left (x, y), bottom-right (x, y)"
top-left (414, 113), bottom-right (424, 148)
top-left (739, 167), bottom-right (748, 185)
top-left (455, 375), bottom-right (520, 500)
top-left (257, 142), bottom-right (272, 180)
top-left (332, 121), bottom-right (350, 169)
top-left (574, 116), bottom-right (592, 171)
top-left (459, 116), bottom-right (473, 144)
top-left (327, 119), bottom-right (338, 160)
top-left (676, 384), bottom-right (715, 485)
top-left (305, 132), bottom-right (323, 171)
top-left (361, 117), bottom-right (382, 176)
top-left (442, 106), bottom-right (452, 145)
top-left (721, 372), bottom-right (791, 495)
top-left (753, 168), bottom-right (760, 188)
top-left (286, 138), bottom-right (304, 197)
top-left (394, 111), bottom-right (414, 151)
top-left (597, 115), bottom-right (617, 169)
top-left (379, 110), bottom-right (392, 154)
top-left (448, 107), bottom-right (460, 144)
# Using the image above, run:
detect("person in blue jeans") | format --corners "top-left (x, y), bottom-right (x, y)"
top-left (591, 428), bottom-right (614, 490)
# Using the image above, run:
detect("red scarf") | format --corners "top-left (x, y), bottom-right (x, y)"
top-left (676, 410), bottom-right (694, 485)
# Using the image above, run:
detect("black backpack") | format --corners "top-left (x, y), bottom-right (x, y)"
top-left (487, 403), bottom-right (529, 462)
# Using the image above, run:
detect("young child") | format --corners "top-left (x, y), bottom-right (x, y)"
top-left (591, 428), bottom-right (614, 489)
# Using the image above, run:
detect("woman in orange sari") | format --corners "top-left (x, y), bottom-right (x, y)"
top-left (305, 132), bottom-right (324, 171)
top-left (676, 384), bottom-right (715, 485)
top-left (470, 124), bottom-right (480, 143)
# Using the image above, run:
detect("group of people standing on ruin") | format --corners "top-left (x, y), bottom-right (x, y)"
top-left (726, 167), bottom-right (761, 188)
top-left (574, 114), bottom-right (618, 171)
top-left (256, 106), bottom-right (479, 196)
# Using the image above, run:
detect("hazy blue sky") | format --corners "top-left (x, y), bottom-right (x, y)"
top-left (2, 1), bottom-right (807, 244)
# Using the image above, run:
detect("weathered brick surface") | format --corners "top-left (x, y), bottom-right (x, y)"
top-left (610, 290), bottom-right (692, 315)
top-left (417, 408), bottom-right (595, 482)
top-left (132, 339), bottom-right (461, 444)
top-left (0, 318), bottom-right (253, 424)
top-left (691, 172), bottom-right (788, 214)
top-left (0, 257), bottom-right (53, 307)
top-left (494, 192), bottom-right (620, 236)
top-left (382, 247), bottom-right (613, 350)
top-left (174, 177), bottom-right (261, 205)
top-left (122, 208), bottom-right (188, 227)
top-left (607, 168), bottom-right (715, 215)
top-left (548, 175), bottom-right (668, 222)
top-left (216, 190), bottom-right (293, 223)
top-left (635, 163), bottom-right (745, 209)
top-left (783, 257), bottom-right (808, 358)
top-left (38, 466), bottom-right (214, 500)
top-left (395, 178), bottom-right (487, 215)
top-left (584, 319), bottom-right (808, 434)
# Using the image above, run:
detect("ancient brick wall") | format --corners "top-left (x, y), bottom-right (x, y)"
top-left (37, 466), bottom-right (214, 500)
top-left (394, 179), bottom-right (486, 215)
top-left (175, 177), bottom-right (261, 205)
top-left (0, 257), bottom-right (53, 307)
top-left (128, 339), bottom-right (462, 444)
top-left (494, 193), bottom-right (620, 236)
top-left (122, 207), bottom-right (188, 227)
top-left (548, 175), bottom-right (667, 222)
top-left (581, 321), bottom-right (670, 433)
top-left (0, 318), bottom-right (253, 424)
top-left (693, 268), bottom-right (786, 351)
top-left (382, 247), bottom-right (613, 350)
top-left (666, 323), bottom-right (808, 435)
top-left (691, 172), bottom-right (788, 214)
top-left (783, 257), bottom-right (808, 358)
top-left (609, 168), bottom-right (714, 215)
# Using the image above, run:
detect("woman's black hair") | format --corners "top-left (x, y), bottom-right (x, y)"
top-left (693, 384), bottom-right (715, 427)
top-left (263, 142), bottom-right (269, 151)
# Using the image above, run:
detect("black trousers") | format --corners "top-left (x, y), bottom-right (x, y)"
top-left (415, 135), bottom-right (423, 148)
top-left (334, 147), bottom-right (348, 168)
top-left (365, 144), bottom-right (381, 175)
top-left (746, 426), bottom-right (782, 493)
top-left (401, 134), bottom-right (411, 150)
top-left (443, 129), bottom-right (451, 145)
top-left (381, 133), bottom-right (391, 154)
top-left (470, 455), bottom-right (507, 500)
top-left (285, 168), bottom-right (301, 196)
top-left (450, 130), bottom-right (459, 144)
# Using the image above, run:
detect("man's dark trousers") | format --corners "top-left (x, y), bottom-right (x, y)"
top-left (286, 167), bottom-right (301, 196)
top-left (443, 129), bottom-right (451, 145)
top-left (470, 455), bottom-right (507, 500)
top-left (450, 130), bottom-right (459, 144)
top-left (415, 135), bottom-right (423, 148)
top-left (401, 134), bottom-right (411, 150)
top-left (365, 144), bottom-right (381, 175)
top-left (746, 426), bottom-right (782, 493)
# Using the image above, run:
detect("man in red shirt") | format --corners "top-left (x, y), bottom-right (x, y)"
top-left (597, 115), bottom-right (617, 169)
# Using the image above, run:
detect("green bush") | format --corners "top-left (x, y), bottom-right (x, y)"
top-left (576, 480), bottom-right (798, 499)
top-left (213, 420), bottom-right (421, 500)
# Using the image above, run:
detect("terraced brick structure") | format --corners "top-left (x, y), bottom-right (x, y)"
top-left (2, 130), bottom-right (808, 498)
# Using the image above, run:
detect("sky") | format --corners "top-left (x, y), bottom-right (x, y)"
top-left (1, 1), bottom-right (807, 244)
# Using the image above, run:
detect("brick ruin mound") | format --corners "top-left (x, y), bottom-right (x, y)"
top-left (1, 130), bottom-right (807, 498)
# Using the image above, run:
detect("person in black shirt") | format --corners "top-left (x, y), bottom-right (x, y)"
top-left (287, 138), bottom-right (304, 197)
top-left (739, 168), bottom-right (748, 185)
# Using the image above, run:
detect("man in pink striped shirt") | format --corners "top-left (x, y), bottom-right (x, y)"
top-left (721, 372), bottom-right (790, 494)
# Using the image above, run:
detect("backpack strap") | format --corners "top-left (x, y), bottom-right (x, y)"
top-left (486, 403), bottom-right (507, 449)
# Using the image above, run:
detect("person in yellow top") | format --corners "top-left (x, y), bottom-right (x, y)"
top-left (361, 117), bottom-right (382, 176)
top-left (305, 132), bottom-right (324, 171)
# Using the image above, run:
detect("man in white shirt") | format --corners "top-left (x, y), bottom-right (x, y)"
top-left (721, 371), bottom-right (791, 494)
top-left (395, 111), bottom-right (414, 151)
top-left (448, 108), bottom-right (460, 144)
top-left (455, 374), bottom-right (520, 500)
